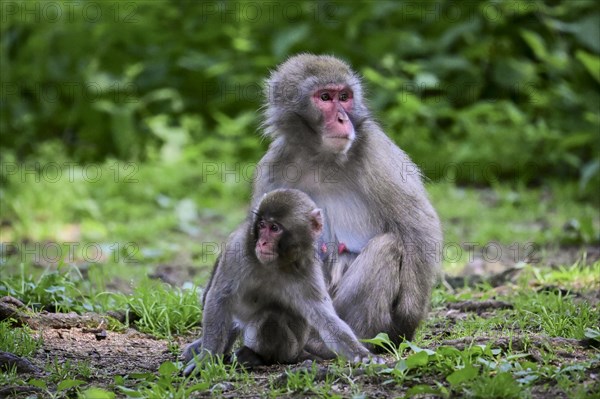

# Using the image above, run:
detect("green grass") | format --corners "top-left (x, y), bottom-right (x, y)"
top-left (110, 358), bottom-right (254, 399)
top-left (46, 358), bottom-right (92, 385)
top-left (515, 289), bottom-right (597, 339)
top-left (364, 334), bottom-right (600, 399)
top-left (275, 363), bottom-right (337, 397)
top-left (0, 263), bottom-right (90, 312)
top-left (0, 320), bottom-right (42, 356)
top-left (0, 258), bottom-right (598, 397)
top-left (0, 267), bottom-right (202, 338)
top-left (2, 155), bottom-right (598, 285)
top-left (0, 155), bottom-right (598, 397)
top-left (1, 149), bottom-right (249, 285)
top-left (523, 262), bottom-right (600, 288)
top-left (126, 280), bottom-right (202, 338)
top-left (429, 181), bottom-right (599, 248)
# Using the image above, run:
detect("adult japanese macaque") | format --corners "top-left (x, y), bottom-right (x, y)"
top-left (182, 189), bottom-right (377, 376)
top-left (253, 54), bottom-right (442, 347)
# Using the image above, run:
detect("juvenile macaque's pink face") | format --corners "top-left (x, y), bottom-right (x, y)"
top-left (312, 85), bottom-right (356, 153)
top-left (255, 219), bottom-right (283, 264)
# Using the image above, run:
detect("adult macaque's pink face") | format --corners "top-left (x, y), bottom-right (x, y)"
top-left (255, 219), bottom-right (282, 264)
top-left (312, 85), bottom-right (356, 153)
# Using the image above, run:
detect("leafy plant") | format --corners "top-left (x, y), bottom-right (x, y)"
top-left (0, 264), bottom-right (90, 312)
top-left (2, 1), bottom-right (598, 196)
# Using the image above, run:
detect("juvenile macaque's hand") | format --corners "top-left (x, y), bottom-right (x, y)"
top-left (181, 340), bottom-right (211, 376)
top-left (351, 354), bottom-right (386, 365)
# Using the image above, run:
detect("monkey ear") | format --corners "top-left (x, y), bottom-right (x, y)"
top-left (310, 208), bottom-right (323, 237)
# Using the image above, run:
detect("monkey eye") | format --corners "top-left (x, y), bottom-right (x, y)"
top-left (339, 92), bottom-right (349, 102)
top-left (320, 92), bottom-right (331, 101)
top-left (270, 224), bottom-right (280, 232)
top-left (258, 220), bottom-right (267, 229)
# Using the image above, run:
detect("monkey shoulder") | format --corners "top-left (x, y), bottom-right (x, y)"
top-left (251, 141), bottom-right (289, 202)
top-left (207, 223), bottom-right (254, 297)
top-left (362, 126), bottom-right (438, 208)
top-left (221, 222), bottom-right (253, 260)
top-left (363, 125), bottom-right (420, 182)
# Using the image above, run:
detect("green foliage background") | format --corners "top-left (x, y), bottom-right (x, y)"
top-left (1, 0), bottom-right (599, 191)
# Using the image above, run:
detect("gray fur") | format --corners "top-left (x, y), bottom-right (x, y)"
top-left (253, 54), bottom-right (443, 346)
top-left (183, 189), bottom-right (374, 375)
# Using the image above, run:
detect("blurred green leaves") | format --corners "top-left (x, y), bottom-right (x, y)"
top-left (0, 0), bottom-right (598, 195)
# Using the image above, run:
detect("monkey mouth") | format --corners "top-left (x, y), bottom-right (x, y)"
top-left (256, 249), bottom-right (277, 260)
top-left (323, 135), bottom-right (353, 153)
top-left (324, 135), bottom-right (350, 140)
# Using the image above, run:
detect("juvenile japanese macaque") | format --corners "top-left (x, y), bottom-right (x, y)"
top-left (182, 189), bottom-right (377, 376)
top-left (253, 54), bottom-right (443, 347)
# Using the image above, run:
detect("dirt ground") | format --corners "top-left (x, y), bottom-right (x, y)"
top-left (1, 301), bottom-right (597, 398)
top-left (1, 246), bottom-right (598, 398)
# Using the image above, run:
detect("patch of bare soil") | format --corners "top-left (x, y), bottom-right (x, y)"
top-left (36, 327), bottom-right (174, 382)
top-left (1, 247), bottom-right (598, 399)
top-left (0, 298), bottom-right (176, 398)
top-left (444, 244), bottom-right (599, 291)
top-left (1, 326), bottom-right (176, 398)
top-left (2, 293), bottom-right (598, 399)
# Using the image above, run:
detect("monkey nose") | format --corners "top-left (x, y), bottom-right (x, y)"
top-left (337, 111), bottom-right (349, 122)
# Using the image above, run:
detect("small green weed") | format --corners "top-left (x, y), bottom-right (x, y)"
top-left (116, 361), bottom-right (210, 399)
top-left (272, 362), bottom-right (340, 397)
top-left (0, 263), bottom-right (90, 312)
top-left (515, 290), bottom-right (597, 338)
top-left (46, 358), bottom-right (90, 384)
top-left (0, 320), bottom-right (42, 356)
top-left (466, 372), bottom-right (525, 399)
top-left (126, 280), bottom-right (201, 338)
top-left (362, 333), bottom-right (599, 398)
